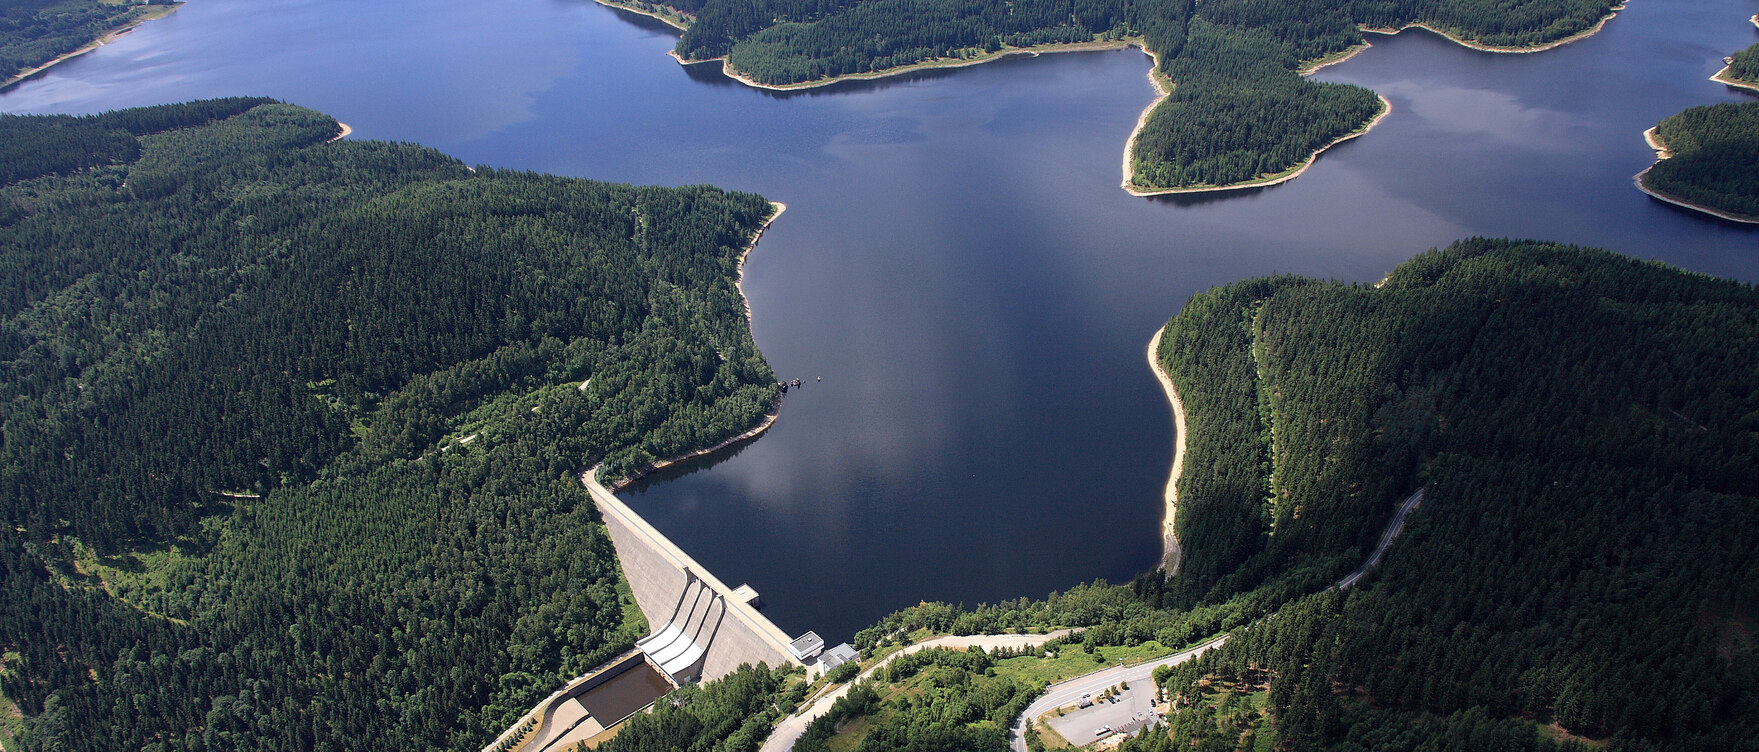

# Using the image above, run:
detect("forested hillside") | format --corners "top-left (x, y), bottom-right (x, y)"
top-left (0, 100), bottom-right (781, 750)
top-left (1139, 240), bottom-right (1759, 750)
top-left (0, 0), bottom-right (173, 84)
top-left (606, 0), bottom-right (1617, 190)
top-left (1639, 101), bottom-right (1759, 221)
top-left (643, 239), bottom-right (1759, 752)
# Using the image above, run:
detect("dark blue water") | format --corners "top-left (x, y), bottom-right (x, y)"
top-left (5, 0), bottom-right (1754, 643)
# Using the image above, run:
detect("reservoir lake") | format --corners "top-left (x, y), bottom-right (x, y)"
top-left (4, 0), bottom-right (1755, 643)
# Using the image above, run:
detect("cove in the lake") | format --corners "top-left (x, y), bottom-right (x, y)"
top-left (4, 0), bottom-right (1755, 643)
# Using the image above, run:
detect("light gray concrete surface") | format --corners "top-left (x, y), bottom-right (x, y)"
top-left (1010, 635), bottom-right (1227, 752)
top-left (585, 471), bottom-right (802, 682)
top-left (1011, 485), bottom-right (1427, 751)
top-left (1042, 680), bottom-right (1155, 744)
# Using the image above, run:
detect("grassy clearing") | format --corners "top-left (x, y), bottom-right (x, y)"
top-left (992, 641), bottom-right (1176, 687)
top-left (69, 533), bottom-right (210, 624)
top-left (825, 713), bottom-right (870, 752)
top-left (1035, 717), bottom-right (1080, 749)
top-left (0, 656), bottom-right (22, 752)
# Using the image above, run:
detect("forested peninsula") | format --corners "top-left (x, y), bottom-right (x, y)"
top-left (0, 0), bottom-right (177, 89)
top-left (0, 99), bottom-right (783, 750)
top-left (601, 0), bottom-right (1621, 192)
top-left (1710, 16), bottom-right (1759, 91)
top-left (1637, 101), bottom-right (1759, 223)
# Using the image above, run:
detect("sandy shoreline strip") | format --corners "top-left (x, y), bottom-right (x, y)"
top-left (593, 0), bottom-right (690, 31)
top-left (1117, 44), bottom-right (1173, 196)
top-left (1633, 127), bottom-right (1759, 224)
top-left (681, 38), bottom-right (1139, 92)
top-left (1358, 1), bottom-right (1626, 55)
top-left (1710, 16), bottom-right (1759, 92)
top-left (1146, 325), bottom-right (1186, 575)
top-left (328, 122), bottom-right (353, 142)
top-left (1710, 67), bottom-right (1759, 92)
top-left (599, 201), bottom-right (790, 490)
top-left (1121, 6), bottom-right (1622, 194)
top-left (1643, 126), bottom-right (1672, 159)
top-left (611, 0), bottom-right (1617, 195)
top-left (1, 3), bottom-right (179, 90)
top-left (1300, 41), bottom-right (1372, 75)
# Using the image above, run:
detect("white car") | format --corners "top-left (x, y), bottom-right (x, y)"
top-left (1094, 726), bottom-right (1111, 736)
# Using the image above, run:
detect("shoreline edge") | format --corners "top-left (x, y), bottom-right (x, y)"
top-left (1146, 325), bottom-right (1186, 575)
top-left (1634, 127), bottom-right (1759, 225)
top-left (1, 3), bottom-right (180, 90)
top-left (598, 201), bottom-right (790, 491)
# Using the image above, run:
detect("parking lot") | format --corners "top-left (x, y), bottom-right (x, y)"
top-left (1041, 682), bottom-right (1158, 746)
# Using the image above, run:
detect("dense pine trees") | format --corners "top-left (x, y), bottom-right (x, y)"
top-left (1641, 101), bottom-right (1759, 220)
top-left (0, 101), bottom-right (781, 750)
top-left (623, 0), bottom-right (1617, 189)
top-left (1729, 42), bottom-right (1759, 83)
top-left (0, 0), bottom-right (170, 82)
top-left (1142, 240), bottom-right (1759, 751)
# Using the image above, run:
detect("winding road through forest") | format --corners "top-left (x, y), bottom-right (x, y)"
top-left (1005, 486), bottom-right (1426, 752)
top-left (755, 485), bottom-right (1426, 751)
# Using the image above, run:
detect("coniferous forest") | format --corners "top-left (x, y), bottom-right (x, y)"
top-left (0, 100), bottom-right (782, 751)
top-left (1728, 41), bottom-right (1759, 84)
top-left (1137, 239), bottom-right (1759, 751)
top-left (765, 241), bottom-right (1758, 752)
top-left (1640, 101), bottom-right (1759, 221)
top-left (611, 0), bottom-right (1618, 190)
top-left (2, 5), bottom-right (1756, 751)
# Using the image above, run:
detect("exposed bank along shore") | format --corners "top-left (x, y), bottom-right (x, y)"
top-left (1634, 128), bottom-right (1759, 225)
top-left (1121, 4), bottom-right (1627, 196)
top-left (1120, 94), bottom-right (1392, 197)
top-left (596, 0), bottom-right (1622, 196)
top-left (598, 201), bottom-right (789, 492)
top-left (595, 0), bottom-right (691, 31)
top-left (1708, 15), bottom-right (1759, 92)
top-left (1146, 326), bottom-right (1186, 575)
top-left (1, 3), bottom-right (180, 90)
top-left (693, 39), bottom-right (1142, 92)
top-left (1357, 1), bottom-right (1627, 55)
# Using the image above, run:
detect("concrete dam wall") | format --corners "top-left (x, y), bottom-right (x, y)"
top-left (483, 474), bottom-right (808, 752)
top-left (583, 473), bottom-right (804, 683)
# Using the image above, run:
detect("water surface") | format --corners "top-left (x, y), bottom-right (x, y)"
top-left (5, 0), bottom-right (1754, 643)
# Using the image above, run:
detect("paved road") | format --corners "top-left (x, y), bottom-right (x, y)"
top-left (1334, 488), bottom-right (1424, 590)
top-left (1007, 486), bottom-right (1426, 752)
top-left (1007, 635), bottom-right (1228, 752)
top-left (760, 631), bottom-right (1070, 752)
top-left (1044, 685), bottom-right (1154, 748)
top-left (762, 488), bottom-right (1426, 752)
